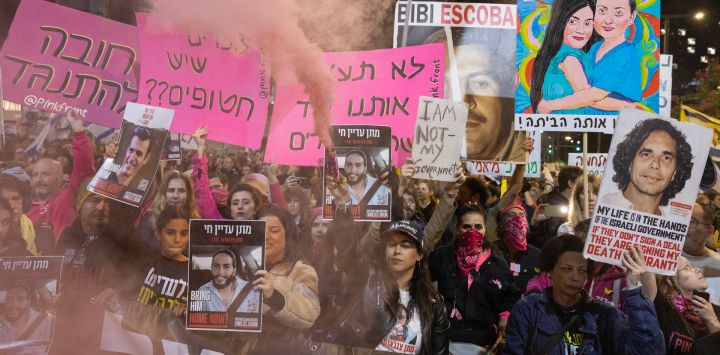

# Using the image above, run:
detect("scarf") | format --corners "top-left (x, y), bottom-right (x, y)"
top-left (668, 294), bottom-right (708, 334)
top-left (456, 229), bottom-right (485, 278)
top-left (20, 214), bottom-right (39, 256)
top-left (501, 215), bottom-right (528, 252)
top-left (212, 187), bottom-right (229, 208)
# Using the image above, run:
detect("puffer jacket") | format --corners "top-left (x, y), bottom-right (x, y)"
top-left (503, 287), bottom-right (665, 355)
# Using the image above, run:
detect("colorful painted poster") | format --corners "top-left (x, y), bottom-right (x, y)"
top-left (265, 44), bottom-right (443, 166)
top-left (393, 1), bottom-right (527, 163)
top-left (585, 108), bottom-right (711, 275)
top-left (411, 97), bottom-right (467, 182)
top-left (187, 220), bottom-right (265, 332)
top-left (136, 14), bottom-right (270, 149)
top-left (323, 125), bottom-right (392, 222)
top-left (0, 0), bottom-right (139, 128)
top-left (515, 0), bottom-right (661, 132)
top-left (87, 103), bottom-right (173, 207)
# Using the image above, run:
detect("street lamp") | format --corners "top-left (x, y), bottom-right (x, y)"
top-left (663, 11), bottom-right (708, 53)
top-left (695, 12), bottom-right (705, 20)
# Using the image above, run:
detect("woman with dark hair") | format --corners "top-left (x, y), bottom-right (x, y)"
top-left (284, 186), bottom-right (312, 234)
top-left (504, 235), bottom-right (665, 355)
top-left (654, 256), bottom-right (720, 354)
top-left (530, 0), bottom-right (598, 114)
top-left (0, 173), bottom-right (49, 255)
top-left (429, 204), bottom-right (518, 352)
top-left (228, 184), bottom-right (260, 221)
top-left (249, 204), bottom-right (320, 353)
top-left (538, 0), bottom-right (642, 114)
top-left (0, 197), bottom-right (29, 256)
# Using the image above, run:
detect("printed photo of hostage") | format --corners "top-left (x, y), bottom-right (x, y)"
top-left (586, 108), bottom-right (712, 275)
top-left (393, 2), bottom-right (527, 163)
top-left (323, 125), bottom-right (392, 222)
top-left (187, 220), bottom-right (265, 332)
top-left (88, 103), bottom-right (173, 207)
top-left (0, 256), bottom-right (63, 355)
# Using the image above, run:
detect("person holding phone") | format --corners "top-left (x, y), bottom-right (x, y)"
top-left (654, 256), bottom-right (720, 354)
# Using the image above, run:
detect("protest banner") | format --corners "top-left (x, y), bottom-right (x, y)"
top-left (187, 219), bottom-right (265, 332)
top-left (136, 14), bottom-right (270, 149)
top-left (161, 132), bottom-right (182, 161)
top-left (265, 44), bottom-right (442, 166)
top-left (323, 125), bottom-right (392, 221)
top-left (411, 97), bottom-right (467, 182)
top-left (659, 55), bottom-right (673, 118)
top-left (88, 102), bottom-right (173, 207)
top-left (0, 256), bottom-right (63, 354)
top-left (514, 0), bottom-right (660, 133)
top-left (465, 131), bottom-right (542, 178)
top-left (394, 1), bottom-right (527, 163)
top-left (0, 0), bottom-right (139, 128)
top-left (568, 153), bottom-right (607, 176)
top-left (585, 108), bottom-right (712, 275)
top-left (680, 105), bottom-right (720, 152)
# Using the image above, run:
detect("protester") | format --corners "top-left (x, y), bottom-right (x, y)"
top-left (285, 186), bottom-right (312, 234)
top-left (416, 180), bottom-right (437, 223)
top-left (655, 256), bottom-right (720, 354)
top-left (682, 203), bottom-right (720, 278)
top-left (529, 166), bottom-right (582, 248)
top-left (28, 113), bottom-right (95, 243)
top-left (494, 199), bottom-right (541, 295)
top-left (557, 175), bottom-right (600, 235)
top-left (0, 173), bottom-right (51, 255)
top-left (228, 184), bottom-right (261, 221)
top-left (504, 236), bottom-right (666, 355)
top-left (0, 198), bottom-right (30, 257)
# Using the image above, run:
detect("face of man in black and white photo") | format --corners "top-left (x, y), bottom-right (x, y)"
top-left (210, 253), bottom-right (235, 289)
top-left (344, 153), bottom-right (367, 187)
top-left (627, 131), bottom-right (677, 197)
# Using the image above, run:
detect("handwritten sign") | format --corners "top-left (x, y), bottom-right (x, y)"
top-left (0, 0), bottom-right (139, 127)
top-left (465, 131), bottom-right (541, 178)
top-left (265, 44), bottom-right (443, 166)
top-left (136, 14), bottom-right (270, 149)
top-left (568, 153), bottom-right (608, 176)
top-left (411, 97), bottom-right (466, 181)
top-left (586, 109), bottom-right (712, 275)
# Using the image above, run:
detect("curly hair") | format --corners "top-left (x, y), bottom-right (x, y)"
top-left (612, 119), bottom-right (693, 206)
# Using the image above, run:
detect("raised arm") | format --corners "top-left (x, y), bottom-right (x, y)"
top-left (191, 126), bottom-right (223, 219)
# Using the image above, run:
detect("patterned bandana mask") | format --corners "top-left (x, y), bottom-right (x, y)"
top-left (456, 229), bottom-right (485, 278)
top-left (502, 215), bottom-right (528, 252)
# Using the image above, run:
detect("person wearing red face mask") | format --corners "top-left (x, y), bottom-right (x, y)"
top-left (495, 200), bottom-right (541, 297)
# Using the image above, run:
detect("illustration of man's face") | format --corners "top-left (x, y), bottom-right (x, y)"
top-left (628, 130), bottom-right (677, 197)
top-left (120, 136), bottom-right (151, 179)
top-left (210, 253), bottom-right (235, 289)
top-left (344, 153), bottom-right (367, 186)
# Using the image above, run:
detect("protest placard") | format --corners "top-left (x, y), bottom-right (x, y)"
top-left (160, 132), bottom-right (182, 161)
top-left (411, 97), bottom-right (467, 182)
top-left (465, 131), bottom-right (542, 178)
top-left (680, 105), bottom-right (720, 152)
top-left (568, 153), bottom-right (607, 176)
top-left (585, 108), bottom-right (712, 275)
top-left (323, 125), bottom-right (392, 221)
top-left (393, 1), bottom-right (526, 163)
top-left (0, 0), bottom-right (139, 128)
top-left (136, 14), bottom-right (270, 149)
top-left (265, 43), bottom-right (443, 166)
top-left (514, 0), bottom-right (660, 133)
top-left (87, 102), bottom-right (172, 207)
top-left (0, 256), bottom-right (63, 354)
top-left (187, 219), bottom-right (265, 332)
top-left (659, 55), bottom-right (673, 118)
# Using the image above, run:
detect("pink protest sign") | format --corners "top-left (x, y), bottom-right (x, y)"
top-left (265, 43), bottom-right (444, 166)
top-left (136, 14), bottom-right (270, 149)
top-left (0, 0), bottom-right (139, 128)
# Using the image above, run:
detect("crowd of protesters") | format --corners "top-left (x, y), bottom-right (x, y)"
top-left (0, 111), bottom-right (719, 355)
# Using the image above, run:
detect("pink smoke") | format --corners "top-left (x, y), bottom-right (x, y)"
top-left (150, 0), bottom-right (335, 148)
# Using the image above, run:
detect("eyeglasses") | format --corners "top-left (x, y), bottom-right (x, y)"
top-left (677, 264), bottom-right (703, 274)
top-left (461, 223), bottom-right (484, 231)
top-left (689, 217), bottom-right (713, 229)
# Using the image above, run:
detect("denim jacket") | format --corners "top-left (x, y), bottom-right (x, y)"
top-left (503, 286), bottom-right (665, 355)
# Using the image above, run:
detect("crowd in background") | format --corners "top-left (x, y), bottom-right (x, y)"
top-left (0, 110), bottom-right (719, 355)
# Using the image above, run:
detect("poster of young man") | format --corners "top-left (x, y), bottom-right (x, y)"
top-left (187, 219), bottom-right (265, 332)
top-left (0, 256), bottom-right (63, 355)
top-left (323, 125), bottom-right (392, 222)
top-left (87, 102), bottom-right (173, 207)
top-left (515, 0), bottom-right (660, 133)
top-left (393, 1), bottom-right (527, 163)
top-left (585, 108), bottom-right (712, 275)
top-left (161, 132), bottom-right (182, 161)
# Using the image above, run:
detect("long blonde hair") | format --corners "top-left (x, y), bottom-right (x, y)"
top-left (149, 171), bottom-right (200, 227)
top-left (567, 175), bottom-right (600, 227)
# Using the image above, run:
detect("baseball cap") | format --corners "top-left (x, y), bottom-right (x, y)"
top-left (382, 220), bottom-right (424, 248)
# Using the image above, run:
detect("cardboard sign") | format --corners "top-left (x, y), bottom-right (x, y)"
top-left (585, 108), bottom-right (712, 275)
top-left (136, 14), bottom-right (270, 149)
top-left (568, 153), bottom-right (608, 176)
top-left (411, 97), bottom-right (467, 181)
top-left (514, 0), bottom-right (661, 132)
top-left (187, 220), bottom-right (266, 332)
top-left (659, 55), bottom-right (673, 118)
top-left (0, 0), bottom-right (139, 127)
top-left (265, 44), bottom-right (443, 166)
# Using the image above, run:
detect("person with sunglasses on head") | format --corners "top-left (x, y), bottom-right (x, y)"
top-left (682, 203), bottom-right (720, 281)
top-left (654, 256), bottom-right (720, 354)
